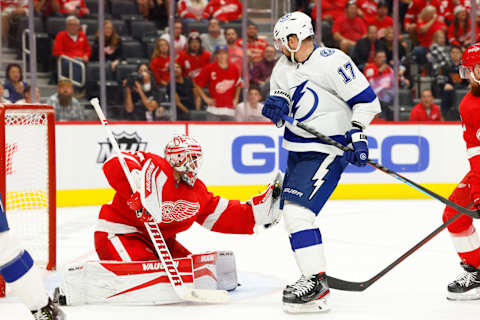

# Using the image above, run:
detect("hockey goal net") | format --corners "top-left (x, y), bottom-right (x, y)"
top-left (0, 105), bottom-right (56, 297)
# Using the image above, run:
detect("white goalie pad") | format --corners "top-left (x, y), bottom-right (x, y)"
top-left (58, 251), bottom-right (237, 305)
top-left (138, 159), bottom-right (168, 222)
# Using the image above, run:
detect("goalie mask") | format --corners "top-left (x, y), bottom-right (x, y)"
top-left (164, 135), bottom-right (203, 186)
top-left (459, 43), bottom-right (480, 84)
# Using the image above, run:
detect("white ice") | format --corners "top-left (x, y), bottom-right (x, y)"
top-left (2, 199), bottom-right (480, 320)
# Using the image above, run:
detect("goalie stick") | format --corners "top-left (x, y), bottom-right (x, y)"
top-left (90, 98), bottom-right (229, 303)
top-left (281, 115), bottom-right (480, 219)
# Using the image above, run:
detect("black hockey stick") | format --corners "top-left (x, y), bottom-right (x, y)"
top-left (281, 115), bottom-right (480, 219)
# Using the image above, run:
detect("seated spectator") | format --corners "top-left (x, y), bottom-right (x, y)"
top-left (409, 89), bottom-right (442, 121)
top-left (236, 23), bottom-right (269, 64)
top-left (236, 85), bottom-right (266, 122)
top-left (225, 27), bottom-right (243, 74)
top-left (357, 0), bottom-right (379, 26)
top-left (202, 0), bottom-right (242, 23)
top-left (3, 63), bottom-right (27, 103)
top-left (161, 19), bottom-right (187, 54)
top-left (177, 33), bottom-right (211, 79)
top-left (404, 0), bottom-right (441, 35)
top-left (371, 1), bottom-right (393, 37)
top-left (352, 25), bottom-right (385, 71)
top-left (379, 27), bottom-right (407, 66)
top-left (194, 44), bottom-right (241, 121)
top-left (91, 20), bottom-right (123, 81)
top-left (200, 18), bottom-right (226, 53)
top-left (52, 15), bottom-right (91, 86)
top-left (0, 83), bottom-right (12, 104)
top-left (311, 0), bottom-right (348, 23)
top-left (332, 0), bottom-right (367, 53)
top-left (429, 30), bottom-right (449, 77)
top-left (34, 0), bottom-right (59, 17)
top-left (177, 0), bottom-right (208, 24)
top-left (448, 5), bottom-right (476, 50)
top-left (57, 0), bottom-right (90, 17)
top-left (1, 0), bottom-right (28, 43)
top-left (364, 50), bottom-right (394, 120)
top-left (47, 78), bottom-right (84, 121)
top-left (15, 85), bottom-right (40, 104)
top-left (124, 63), bottom-right (161, 121)
top-left (150, 38), bottom-right (170, 86)
top-left (174, 63), bottom-right (200, 120)
top-left (251, 45), bottom-right (277, 88)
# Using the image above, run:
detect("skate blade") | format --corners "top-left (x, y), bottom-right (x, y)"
top-left (282, 298), bottom-right (329, 313)
top-left (447, 288), bottom-right (480, 301)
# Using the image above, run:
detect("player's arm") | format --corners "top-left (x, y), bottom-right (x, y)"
top-left (103, 152), bottom-right (144, 200)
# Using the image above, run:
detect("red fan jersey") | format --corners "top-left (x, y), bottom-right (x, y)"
top-left (357, 0), bottom-right (378, 25)
top-left (176, 50), bottom-right (212, 78)
top-left (404, 0), bottom-right (441, 27)
top-left (150, 55), bottom-right (170, 85)
top-left (202, 0), bottom-right (242, 22)
top-left (460, 91), bottom-right (480, 200)
top-left (57, 0), bottom-right (89, 16)
top-left (97, 152), bottom-right (255, 241)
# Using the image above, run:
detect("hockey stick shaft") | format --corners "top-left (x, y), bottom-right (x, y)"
top-left (90, 98), bottom-right (228, 303)
top-left (281, 115), bottom-right (480, 219)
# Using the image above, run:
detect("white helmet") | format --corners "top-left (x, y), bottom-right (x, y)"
top-left (273, 11), bottom-right (314, 59)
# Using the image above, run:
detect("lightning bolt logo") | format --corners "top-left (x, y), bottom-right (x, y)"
top-left (291, 80), bottom-right (308, 117)
top-left (309, 154), bottom-right (336, 200)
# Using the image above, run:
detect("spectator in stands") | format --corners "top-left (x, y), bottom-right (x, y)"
top-left (0, 84), bottom-right (12, 104)
top-left (404, 0), bottom-right (441, 35)
top-left (34, 0), bottom-right (59, 17)
top-left (235, 85), bottom-right (266, 122)
top-left (177, 0), bottom-right (208, 24)
top-left (15, 85), bottom-right (40, 104)
top-left (352, 25), bottom-right (385, 71)
top-left (225, 27), bottom-right (243, 74)
top-left (357, 0), bottom-right (379, 26)
top-left (202, 0), bottom-right (242, 23)
top-left (91, 20), bottom-right (123, 81)
top-left (161, 19), bottom-right (188, 54)
top-left (150, 38), bottom-right (170, 86)
top-left (200, 18), bottom-right (226, 53)
top-left (409, 89), bottom-right (442, 121)
top-left (378, 27), bottom-right (407, 67)
top-left (3, 63), bottom-right (27, 104)
top-left (371, 1), bottom-right (393, 37)
top-left (146, 0), bottom-right (169, 30)
top-left (429, 30), bottom-right (449, 78)
top-left (448, 5), bottom-right (475, 50)
top-left (57, 0), bottom-right (90, 17)
top-left (236, 23), bottom-right (269, 65)
top-left (174, 63), bottom-right (200, 120)
top-left (332, 0), bottom-right (367, 53)
top-left (177, 32), bottom-right (211, 79)
top-left (52, 15), bottom-right (91, 85)
top-left (47, 78), bottom-right (84, 121)
top-left (124, 63), bottom-right (162, 121)
top-left (311, 0), bottom-right (348, 23)
top-left (1, 0), bottom-right (28, 43)
top-left (364, 50), bottom-right (394, 120)
top-left (194, 44), bottom-right (241, 121)
top-left (251, 45), bottom-right (276, 88)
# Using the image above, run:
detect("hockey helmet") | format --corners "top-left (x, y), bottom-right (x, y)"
top-left (459, 43), bottom-right (480, 80)
top-left (164, 135), bottom-right (203, 186)
top-left (273, 11), bottom-right (314, 55)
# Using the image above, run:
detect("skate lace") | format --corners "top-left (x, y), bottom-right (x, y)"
top-left (455, 271), bottom-right (480, 287)
top-left (290, 275), bottom-right (307, 290)
top-left (292, 277), bottom-right (316, 297)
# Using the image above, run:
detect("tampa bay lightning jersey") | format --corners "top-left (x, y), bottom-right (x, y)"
top-left (270, 47), bottom-right (381, 154)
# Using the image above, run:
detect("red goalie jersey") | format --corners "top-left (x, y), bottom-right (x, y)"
top-left (95, 151), bottom-right (256, 261)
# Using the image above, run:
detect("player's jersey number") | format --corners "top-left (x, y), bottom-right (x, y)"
top-left (337, 62), bottom-right (355, 83)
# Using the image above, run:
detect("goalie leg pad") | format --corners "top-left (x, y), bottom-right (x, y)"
top-left (192, 251), bottom-right (238, 291)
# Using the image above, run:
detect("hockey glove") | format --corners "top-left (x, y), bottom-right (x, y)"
top-left (262, 90), bottom-right (291, 127)
top-left (344, 125), bottom-right (369, 167)
top-left (127, 192), bottom-right (154, 223)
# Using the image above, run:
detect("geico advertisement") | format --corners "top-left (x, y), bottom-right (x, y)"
top-left (55, 123), bottom-right (470, 190)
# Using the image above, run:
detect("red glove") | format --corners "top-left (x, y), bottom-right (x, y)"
top-left (127, 192), bottom-right (154, 223)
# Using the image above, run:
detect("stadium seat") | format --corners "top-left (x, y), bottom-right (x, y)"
top-left (111, 0), bottom-right (139, 18)
top-left (125, 58), bottom-right (149, 65)
top-left (85, 0), bottom-right (111, 14)
top-left (131, 21), bottom-right (157, 40)
top-left (398, 88), bottom-right (413, 106)
top-left (454, 89), bottom-right (469, 108)
top-left (120, 14), bottom-right (144, 34)
top-left (184, 21), bottom-right (209, 35)
top-left (116, 63), bottom-right (138, 82)
top-left (122, 41), bottom-right (145, 59)
top-left (112, 20), bottom-right (127, 35)
top-left (46, 17), bottom-right (66, 38)
top-left (81, 19), bottom-right (100, 36)
top-left (189, 110), bottom-right (208, 121)
top-left (86, 62), bottom-right (101, 84)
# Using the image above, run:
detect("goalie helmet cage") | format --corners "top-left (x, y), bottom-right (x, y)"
top-left (0, 104), bottom-right (56, 297)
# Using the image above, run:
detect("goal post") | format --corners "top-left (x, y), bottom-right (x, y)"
top-left (0, 104), bottom-right (56, 297)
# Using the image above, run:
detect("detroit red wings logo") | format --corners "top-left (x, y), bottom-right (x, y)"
top-left (162, 200), bottom-right (200, 223)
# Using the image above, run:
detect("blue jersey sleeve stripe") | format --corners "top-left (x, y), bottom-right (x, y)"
top-left (346, 86), bottom-right (377, 109)
top-left (0, 250), bottom-right (34, 283)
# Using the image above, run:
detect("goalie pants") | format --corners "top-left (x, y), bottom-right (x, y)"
top-left (94, 231), bottom-right (191, 261)
top-left (443, 171), bottom-right (480, 268)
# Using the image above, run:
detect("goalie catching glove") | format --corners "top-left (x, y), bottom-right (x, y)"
top-left (248, 172), bottom-right (283, 230)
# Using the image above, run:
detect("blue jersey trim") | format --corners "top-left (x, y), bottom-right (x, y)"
top-left (284, 127), bottom-right (347, 146)
top-left (289, 228), bottom-right (322, 251)
top-left (296, 87), bottom-right (319, 122)
top-left (346, 86), bottom-right (377, 109)
top-left (0, 250), bottom-right (33, 283)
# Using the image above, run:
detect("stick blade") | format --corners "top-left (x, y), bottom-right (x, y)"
top-left (183, 287), bottom-right (230, 303)
top-left (327, 276), bottom-right (368, 292)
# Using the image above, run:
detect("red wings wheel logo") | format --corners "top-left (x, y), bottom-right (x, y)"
top-left (161, 200), bottom-right (200, 223)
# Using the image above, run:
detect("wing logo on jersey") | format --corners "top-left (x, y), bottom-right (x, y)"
top-left (161, 200), bottom-right (200, 223)
top-left (291, 80), bottom-right (319, 122)
top-left (215, 79), bottom-right (235, 94)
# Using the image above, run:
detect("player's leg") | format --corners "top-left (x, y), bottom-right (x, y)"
top-left (442, 172), bottom-right (480, 300)
top-left (281, 151), bottom-right (347, 313)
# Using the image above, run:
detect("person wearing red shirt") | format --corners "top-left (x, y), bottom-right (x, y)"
top-left (371, 1), bottom-right (393, 37)
top-left (311, 0), bottom-right (348, 23)
top-left (416, 5), bottom-right (447, 48)
top-left (332, 1), bottom-right (367, 53)
top-left (177, 0), bottom-right (208, 23)
top-left (442, 43), bottom-right (480, 300)
top-left (235, 23), bottom-right (269, 64)
top-left (225, 27), bottom-right (243, 74)
top-left (409, 89), bottom-right (442, 121)
top-left (357, 0), bottom-right (378, 26)
top-left (150, 38), bottom-right (170, 86)
top-left (404, 0), bottom-right (441, 33)
top-left (202, 0), bottom-right (242, 23)
top-left (448, 5), bottom-right (477, 49)
top-left (176, 33), bottom-right (211, 79)
top-left (194, 44), bottom-right (241, 121)
top-left (57, 0), bottom-right (90, 17)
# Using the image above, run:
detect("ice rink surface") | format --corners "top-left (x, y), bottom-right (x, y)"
top-left (2, 199), bottom-right (480, 319)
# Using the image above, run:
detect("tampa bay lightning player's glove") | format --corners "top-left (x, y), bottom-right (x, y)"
top-left (344, 123), bottom-right (369, 167)
top-left (262, 89), bottom-right (291, 127)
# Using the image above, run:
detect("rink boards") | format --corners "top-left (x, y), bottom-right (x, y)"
top-left (55, 121), bottom-right (468, 206)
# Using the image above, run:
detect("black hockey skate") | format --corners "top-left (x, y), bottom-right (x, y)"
top-left (32, 298), bottom-right (65, 320)
top-left (53, 287), bottom-right (67, 306)
top-left (447, 263), bottom-right (480, 300)
top-left (282, 273), bottom-right (330, 313)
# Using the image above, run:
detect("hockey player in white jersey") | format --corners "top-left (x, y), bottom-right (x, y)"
top-left (262, 12), bottom-right (381, 313)
top-left (0, 197), bottom-right (64, 320)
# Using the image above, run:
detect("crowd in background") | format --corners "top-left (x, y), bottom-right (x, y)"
top-left (0, 0), bottom-right (476, 122)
